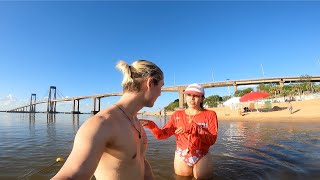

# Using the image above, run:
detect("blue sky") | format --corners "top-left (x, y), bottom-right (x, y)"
top-left (0, 1), bottom-right (320, 112)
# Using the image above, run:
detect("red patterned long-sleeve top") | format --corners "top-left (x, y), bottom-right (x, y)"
top-left (146, 109), bottom-right (218, 154)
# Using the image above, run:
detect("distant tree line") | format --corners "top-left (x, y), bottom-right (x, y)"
top-left (164, 75), bottom-right (320, 110)
top-left (254, 74), bottom-right (320, 100)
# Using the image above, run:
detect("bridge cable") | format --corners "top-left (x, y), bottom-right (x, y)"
top-left (56, 88), bottom-right (66, 99)
top-left (41, 89), bottom-right (50, 101)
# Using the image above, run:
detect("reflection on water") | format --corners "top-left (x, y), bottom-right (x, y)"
top-left (72, 114), bottom-right (80, 134)
top-left (0, 113), bottom-right (319, 180)
top-left (0, 113), bottom-right (90, 180)
top-left (29, 113), bottom-right (36, 138)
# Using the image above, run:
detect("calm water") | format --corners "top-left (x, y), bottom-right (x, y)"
top-left (0, 112), bottom-right (319, 180)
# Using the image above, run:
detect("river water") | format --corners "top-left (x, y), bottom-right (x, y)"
top-left (0, 112), bottom-right (319, 180)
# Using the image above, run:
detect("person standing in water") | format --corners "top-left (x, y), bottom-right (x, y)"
top-left (52, 60), bottom-right (164, 180)
top-left (142, 83), bottom-right (218, 179)
top-left (288, 100), bottom-right (293, 114)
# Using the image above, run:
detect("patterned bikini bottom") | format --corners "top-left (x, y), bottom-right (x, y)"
top-left (176, 147), bottom-right (206, 167)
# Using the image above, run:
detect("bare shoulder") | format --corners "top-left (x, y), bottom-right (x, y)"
top-left (88, 106), bottom-right (120, 124)
top-left (76, 106), bottom-right (120, 140)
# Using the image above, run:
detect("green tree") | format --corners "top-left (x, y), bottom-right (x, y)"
top-left (222, 95), bottom-right (232, 102)
top-left (300, 74), bottom-right (315, 93)
top-left (257, 83), bottom-right (276, 92)
top-left (164, 99), bottom-right (179, 111)
top-left (291, 83), bottom-right (302, 98)
top-left (204, 95), bottom-right (222, 108)
top-left (315, 84), bottom-right (320, 93)
top-left (234, 88), bottom-right (254, 97)
top-left (279, 85), bottom-right (293, 101)
top-left (257, 83), bottom-right (269, 92)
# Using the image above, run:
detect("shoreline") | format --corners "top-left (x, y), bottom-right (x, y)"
top-left (142, 99), bottom-right (320, 123)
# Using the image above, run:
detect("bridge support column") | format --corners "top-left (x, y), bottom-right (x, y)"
top-left (47, 86), bottom-right (57, 113)
top-left (30, 94), bottom-right (36, 113)
top-left (277, 79), bottom-right (285, 95)
top-left (279, 79), bottom-right (284, 87)
top-left (92, 98), bottom-right (96, 114)
top-left (233, 84), bottom-right (237, 94)
top-left (72, 99), bottom-right (80, 114)
top-left (91, 97), bottom-right (101, 115)
top-left (178, 86), bottom-right (186, 109)
top-left (97, 97), bottom-right (101, 111)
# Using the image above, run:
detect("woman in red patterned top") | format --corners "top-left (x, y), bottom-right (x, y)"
top-left (142, 83), bottom-right (218, 179)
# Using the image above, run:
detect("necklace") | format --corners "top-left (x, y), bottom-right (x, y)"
top-left (185, 109), bottom-right (198, 153)
top-left (186, 109), bottom-right (199, 123)
top-left (115, 104), bottom-right (141, 139)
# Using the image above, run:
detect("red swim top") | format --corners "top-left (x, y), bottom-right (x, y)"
top-left (147, 109), bottom-right (218, 154)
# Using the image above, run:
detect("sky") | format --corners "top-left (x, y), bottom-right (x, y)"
top-left (0, 1), bottom-right (320, 112)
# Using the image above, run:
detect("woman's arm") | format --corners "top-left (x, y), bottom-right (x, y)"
top-left (141, 117), bottom-right (176, 140)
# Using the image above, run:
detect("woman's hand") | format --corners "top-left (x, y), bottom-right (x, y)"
top-left (140, 120), bottom-right (156, 129)
top-left (175, 123), bottom-right (194, 134)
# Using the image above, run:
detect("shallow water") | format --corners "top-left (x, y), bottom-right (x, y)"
top-left (0, 113), bottom-right (319, 180)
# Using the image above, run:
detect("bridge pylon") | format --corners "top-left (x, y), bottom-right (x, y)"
top-left (72, 99), bottom-right (80, 114)
top-left (30, 94), bottom-right (36, 112)
top-left (91, 97), bottom-right (101, 114)
top-left (47, 86), bottom-right (57, 113)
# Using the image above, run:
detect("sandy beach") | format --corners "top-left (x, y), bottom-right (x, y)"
top-left (213, 99), bottom-right (320, 123)
top-left (144, 99), bottom-right (320, 123)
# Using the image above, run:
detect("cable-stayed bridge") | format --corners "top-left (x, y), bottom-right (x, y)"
top-left (7, 75), bottom-right (320, 114)
top-left (8, 86), bottom-right (123, 114)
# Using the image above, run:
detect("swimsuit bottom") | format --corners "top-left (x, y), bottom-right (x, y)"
top-left (176, 147), bottom-right (206, 167)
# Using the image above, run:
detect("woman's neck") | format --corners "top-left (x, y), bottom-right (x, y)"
top-left (186, 108), bottom-right (202, 116)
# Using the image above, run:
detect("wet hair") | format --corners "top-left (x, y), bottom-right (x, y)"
top-left (116, 60), bottom-right (163, 92)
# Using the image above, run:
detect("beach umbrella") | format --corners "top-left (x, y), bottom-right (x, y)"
top-left (240, 91), bottom-right (269, 102)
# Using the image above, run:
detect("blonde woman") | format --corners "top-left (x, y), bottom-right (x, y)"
top-left (52, 60), bottom-right (164, 180)
top-left (142, 83), bottom-right (218, 179)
